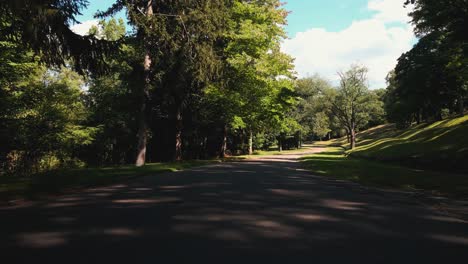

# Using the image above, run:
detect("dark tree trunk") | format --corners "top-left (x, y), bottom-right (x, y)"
top-left (174, 104), bottom-right (183, 161)
top-left (135, 99), bottom-right (148, 167)
top-left (248, 130), bottom-right (253, 155)
top-left (350, 128), bottom-right (356, 149)
top-left (219, 125), bottom-right (227, 158)
top-left (299, 131), bottom-right (303, 148)
top-left (295, 131), bottom-right (300, 149)
top-left (437, 110), bottom-right (443, 121)
top-left (459, 94), bottom-right (465, 116)
top-left (346, 132), bottom-right (350, 143)
top-left (135, 0), bottom-right (153, 167)
top-left (416, 109), bottom-right (422, 125)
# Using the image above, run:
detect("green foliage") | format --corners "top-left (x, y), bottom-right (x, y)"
top-left (89, 18), bottom-right (126, 41)
top-left (0, 0), bottom-right (117, 73)
top-left (201, 0), bottom-right (296, 154)
top-left (312, 112), bottom-right (331, 139)
top-left (82, 18), bottom-right (138, 165)
top-left (329, 65), bottom-right (384, 148)
top-left (3, 66), bottom-right (97, 175)
top-left (292, 75), bottom-right (335, 138)
top-left (406, 0), bottom-right (468, 43)
top-left (386, 32), bottom-right (465, 125)
top-left (292, 72), bottom-right (385, 143)
top-left (387, 0), bottom-right (468, 126)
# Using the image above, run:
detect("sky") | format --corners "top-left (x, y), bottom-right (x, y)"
top-left (72, 0), bottom-right (416, 89)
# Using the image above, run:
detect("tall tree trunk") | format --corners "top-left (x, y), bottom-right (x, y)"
top-left (174, 103), bottom-right (183, 161)
top-left (135, 99), bottom-right (148, 167)
top-left (350, 128), bottom-right (356, 149)
top-left (219, 125), bottom-right (227, 158)
top-left (278, 137), bottom-right (282, 152)
top-left (295, 131), bottom-right (300, 149)
top-left (248, 130), bottom-right (253, 155)
top-left (298, 131), bottom-right (302, 148)
top-left (437, 110), bottom-right (443, 121)
top-left (458, 94), bottom-right (464, 116)
top-left (416, 109), bottom-right (422, 125)
top-left (135, 0), bottom-right (153, 167)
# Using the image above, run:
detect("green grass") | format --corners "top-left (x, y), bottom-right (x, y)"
top-left (0, 160), bottom-right (214, 201)
top-left (301, 147), bottom-right (468, 197)
top-left (232, 145), bottom-right (314, 159)
top-left (301, 115), bottom-right (468, 197)
top-left (328, 115), bottom-right (468, 173)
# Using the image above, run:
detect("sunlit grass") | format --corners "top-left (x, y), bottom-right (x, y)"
top-left (233, 145), bottom-right (315, 158)
top-left (301, 148), bottom-right (468, 197)
top-left (301, 114), bottom-right (468, 197)
top-left (347, 114), bottom-right (468, 173)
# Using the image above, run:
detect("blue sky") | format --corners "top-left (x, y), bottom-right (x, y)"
top-left (284, 0), bottom-right (375, 37)
top-left (76, 0), bottom-right (375, 37)
top-left (74, 0), bottom-right (416, 88)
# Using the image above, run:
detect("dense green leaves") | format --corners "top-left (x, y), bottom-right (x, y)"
top-left (292, 67), bottom-right (385, 148)
top-left (387, 1), bottom-right (467, 126)
top-left (2, 66), bottom-right (97, 174)
top-left (1, 0), bottom-right (301, 174)
top-left (0, 0), bottom-right (118, 73)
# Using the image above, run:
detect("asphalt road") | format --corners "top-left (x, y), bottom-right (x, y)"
top-left (1, 151), bottom-right (468, 263)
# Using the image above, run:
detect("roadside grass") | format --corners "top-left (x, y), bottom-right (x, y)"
top-left (231, 144), bottom-right (315, 159)
top-left (324, 115), bottom-right (468, 173)
top-left (301, 147), bottom-right (468, 197)
top-left (301, 114), bottom-right (468, 197)
top-left (0, 160), bottom-right (214, 201)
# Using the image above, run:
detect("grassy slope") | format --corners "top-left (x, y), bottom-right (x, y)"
top-left (0, 160), bottom-right (214, 201)
top-left (350, 115), bottom-right (468, 173)
top-left (302, 115), bottom-right (468, 197)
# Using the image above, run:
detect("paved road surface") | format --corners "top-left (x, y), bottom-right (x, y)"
top-left (1, 150), bottom-right (468, 263)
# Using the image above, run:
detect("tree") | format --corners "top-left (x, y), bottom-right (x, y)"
top-left (406, 0), bottom-right (468, 43)
top-left (202, 0), bottom-right (295, 156)
top-left (387, 31), bottom-right (464, 126)
top-left (405, 0), bottom-right (467, 115)
top-left (83, 18), bottom-right (138, 166)
top-left (292, 75), bottom-right (336, 140)
top-left (99, 0), bottom-right (229, 164)
top-left (329, 65), bottom-right (382, 149)
top-left (89, 18), bottom-right (126, 41)
top-left (3, 66), bottom-right (97, 175)
top-left (0, 29), bottom-right (38, 172)
top-left (0, 0), bottom-right (115, 72)
top-left (312, 112), bottom-right (331, 140)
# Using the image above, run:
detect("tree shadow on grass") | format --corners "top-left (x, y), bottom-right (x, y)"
top-left (350, 120), bottom-right (468, 173)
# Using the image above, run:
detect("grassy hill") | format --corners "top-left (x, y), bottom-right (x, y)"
top-left (302, 114), bottom-right (468, 197)
top-left (349, 115), bottom-right (468, 173)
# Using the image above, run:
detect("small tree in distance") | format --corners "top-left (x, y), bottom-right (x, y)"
top-left (330, 65), bottom-right (383, 149)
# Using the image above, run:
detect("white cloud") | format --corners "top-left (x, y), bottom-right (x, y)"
top-left (70, 20), bottom-right (99, 36)
top-left (282, 0), bottom-right (415, 88)
top-left (368, 0), bottom-right (413, 23)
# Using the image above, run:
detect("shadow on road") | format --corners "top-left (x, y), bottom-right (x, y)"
top-left (1, 157), bottom-right (468, 263)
